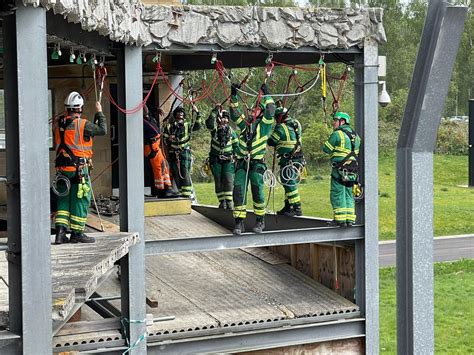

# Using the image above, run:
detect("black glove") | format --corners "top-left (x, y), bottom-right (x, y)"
top-left (231, 83), bottom-right (240, 96)
top-left (260, 83), bottom-right (270, 95)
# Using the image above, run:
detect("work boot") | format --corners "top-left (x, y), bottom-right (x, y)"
top-left (277, 200), bottom-right (291, 215)
top-left (162, 189), bottom-right (178, 198)
top-left (70, 231), bottom-right (95, 244)
top-left (292, 204), bottom-right (303, 217)
top-left (327, 220), bottom-right (347, 227)
top-left (218, 200), bottom-right (226, 209)
top-left (233, 218), bottom-right (245, 235)
top-left (226, 201), bottom-right (234, 210)
top-left (346, 221), bottom-right (354, 227)
top-left (54, 226), bottom-right (69, 245)
top-left (252, 219), bottom-right (265, 233)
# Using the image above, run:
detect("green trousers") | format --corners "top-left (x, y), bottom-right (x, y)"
top-left (210, 156), bottom-right (234, 203)
top-left (55, 170), bottom-right (91, 232)
top-left (330, 168), bottom-right (356, 224)
top-left (233, 160), bottom-right (266, 220)
top-left (169, 149), bottom-right (193, 197)
top-left (279, 159), bottom-right (301, 207)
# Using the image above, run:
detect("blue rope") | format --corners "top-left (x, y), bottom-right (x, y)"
top-left (121, 317), bottom-right (147, 354)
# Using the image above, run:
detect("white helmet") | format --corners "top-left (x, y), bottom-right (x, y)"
top-left (64, 91), bottom-right (84, 110)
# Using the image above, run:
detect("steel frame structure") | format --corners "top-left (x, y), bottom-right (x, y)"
top-left (396, 1), bottom-right (467, 354)
top-left (0, 4), bottom-right (146, 354)
top-left (0, 3), bottom-right (381, 354)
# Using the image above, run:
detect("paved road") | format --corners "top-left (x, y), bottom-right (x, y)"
top-left (379, 234), bottom-right (474, 267)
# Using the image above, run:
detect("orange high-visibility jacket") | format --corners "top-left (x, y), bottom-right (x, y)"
top-left (54, 117), bottom-right (93, 172)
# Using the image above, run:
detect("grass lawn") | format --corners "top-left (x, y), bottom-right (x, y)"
top-left (194, 153), bottom-right (474, 240)
top-left (380, 259), bottom-right (474, 354)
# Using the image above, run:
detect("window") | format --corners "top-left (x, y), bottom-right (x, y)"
top-left (0, 89), bottom-right (53, 148)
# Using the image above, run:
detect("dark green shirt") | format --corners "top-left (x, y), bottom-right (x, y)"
top-left (229, 95), bottom-right (275, 160)
top-left (163, 114), bottom-right (201, 152)
top-left (267, 117), bottom-right (302, 157)
top-left (322, 124), bottom-right (361, 164)
top-left (205, 109), bottom-right (238, 157)
top-left (83, 112), bottom-right (107, 139)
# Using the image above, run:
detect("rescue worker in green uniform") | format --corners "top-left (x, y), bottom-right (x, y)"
top-left (53, 92), bottom-right (107, 244)
top-left (205, 107), bottom-right (238, 209)
top-left (162, 106), bottom-right (201, 198)
top-left (322, 111), bottom-right (361, 226)
top-left (230, 83), bottom-right (275, 234)
top-left (268, 105), bottom-right (304, 217)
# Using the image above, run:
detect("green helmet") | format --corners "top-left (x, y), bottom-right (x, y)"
top-left (333, 111), bottom-right (350, 124)
top-left (275, 107), bottom-right (288, 115)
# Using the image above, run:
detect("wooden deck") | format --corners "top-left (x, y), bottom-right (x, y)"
top-left (0, 232), bottom-right (139, 329)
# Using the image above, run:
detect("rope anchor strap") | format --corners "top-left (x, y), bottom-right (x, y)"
top-left (120, 317), bottom-right (147, 355)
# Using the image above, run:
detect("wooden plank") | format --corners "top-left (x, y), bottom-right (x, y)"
top-left (290, 245), bottom-right (297, 268)
top-left (144, 198), bottom-right (191, 217)
top-left (86, 213), bottom-right (120, 232)
top-left (146, 295), bottom-right (159, 308)
top-left (310, 244), bottom-right (320, 281)
top-left (240, 338), bottom-right (363, 354)
top-left (52, 289), bottom-right (75, 321)
top-left (295, 244), bottom-right (312, 276)
top-left (240, 247), bottom-right (289, 265)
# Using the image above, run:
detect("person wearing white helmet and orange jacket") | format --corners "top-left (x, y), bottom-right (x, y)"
top-left (53, 92), bottom-right (107, 244)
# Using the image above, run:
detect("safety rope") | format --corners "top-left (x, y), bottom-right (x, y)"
top-left (104, 62), bottom-right (161, 115)
top-left (120, 317), bottom-right (147, 355)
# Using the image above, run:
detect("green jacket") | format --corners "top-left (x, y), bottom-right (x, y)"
top-left (229, 94), bottom-right (275, 160)
top-left (163, 114), bottom-right (201, 152)
top-left (322, 124), bottom-right (360, 164)
top-left (267, 118), bottom-right (302, 161)
top-left (205, 109), bottom-right (238, 157)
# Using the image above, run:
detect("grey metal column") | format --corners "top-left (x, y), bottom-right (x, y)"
top-left (354, 39), bottom-right (379, 354)
top-left (3, 5), bottom-right (52, 353)
top-left (469, 100), bottom-right (474, 187)
top-left (396, 1), bottom-right (467, 354)
top-left (117, 46), bottom-right (146, 353)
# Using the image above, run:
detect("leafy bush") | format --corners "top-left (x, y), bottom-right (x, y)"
top-left (436, 121), bottom-right (468, 155)
top-left (302, 119), bottom-right (332, 162)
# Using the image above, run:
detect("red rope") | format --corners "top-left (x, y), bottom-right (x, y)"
top-left (104, 63), bottom-right (161, 115)
top-left (157, 62), bottom-right (223, 104)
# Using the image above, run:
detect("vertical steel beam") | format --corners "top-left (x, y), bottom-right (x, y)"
top-left (396, 2), bottom-right (467, 354)
top-left (117, 46), bottom-right (146, 354)
top-left (3, 5), bottom-right (52, 353)
top-left (354, 39), bottom-right (379, 354)
top-left (469, 100), bottom-right (474, 187)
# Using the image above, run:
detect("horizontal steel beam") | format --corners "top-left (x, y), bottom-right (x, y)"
top-left (144, 44), bottom-right (358, 70)
top-left (86, 292), bottom-right (121, 319)
top-left (46, 12), bottom-right (111, 55)
top-left (145, 226), bottom-right (363, 256)
top-left (0, 331), bottom-right (21, 353)
top-left (192, 205), bottom-right (331, 231)
top-left (147, 318), bottom-right (365, 354)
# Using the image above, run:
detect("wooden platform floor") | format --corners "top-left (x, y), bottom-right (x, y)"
top-left (0, 232), bottom-right (138, 329)
top-left (53, 211), bottom-right (359, 348)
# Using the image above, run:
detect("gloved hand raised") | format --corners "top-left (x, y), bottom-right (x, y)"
top-left (260, 83), bottom-right (270, 96)
top-left (231, 83), bottom-right (240, 96)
